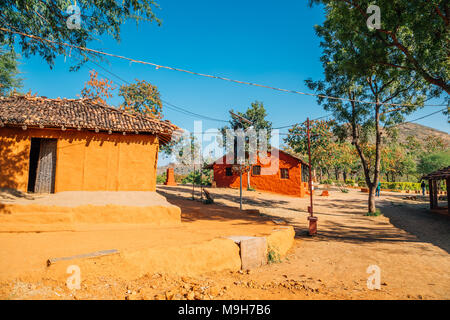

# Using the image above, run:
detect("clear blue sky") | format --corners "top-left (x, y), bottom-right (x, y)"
top-left (19, 0), bottom-right (449, 149)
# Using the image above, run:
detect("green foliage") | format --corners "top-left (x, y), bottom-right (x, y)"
top-left (365, 209), bottom-right (382, 217)
top-left (284, 120), bottom-right (334, 170)
top-left (181, 169), bottom-right (212, 186)
top-left (0, 1), bottom-right (161, 69)
top-left (0, 45), bottom-right (22, 95)
top-left (119, 80), bottom-right (163, 117)
top-left (220, 101), bottom-right (273, 150)
top-left (380, 182), bottom-right (421, 191)
top-left (156, 172), bottom-right (167, 184)
top-left (340, 188), bottom-right (349, 193)
top-left (417, 151), bottom-right (450, 176)
top-left (308, 0), bottom-right (448, 94)
top-left (267, 247), bottom-right (281, 264)
top-left (304, 0), bottom-right (445, 213)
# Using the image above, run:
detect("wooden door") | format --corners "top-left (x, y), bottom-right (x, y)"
top-left (35, 139), bottom-right (57, 193)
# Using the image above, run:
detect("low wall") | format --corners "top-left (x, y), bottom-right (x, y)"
top-left (0, 204), bottom-right (181, 226)
top-left (45, 226), bottom-right (295, 280)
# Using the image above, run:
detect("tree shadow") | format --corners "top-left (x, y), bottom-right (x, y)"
top-left (157, 187), bottom-right (277, 226)
top-left (377, 199), bottom-right (450, 254)
top-left (0, 135), bottom-right (29, 191)
top-left (0, 135), bottom-right (30, 214)
top-left (157, 185), bottom-right (292, 209)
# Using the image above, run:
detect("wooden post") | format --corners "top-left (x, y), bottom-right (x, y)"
top-left (447, 178), bottom-right (450, 215)
top-left (432, 180), bottom-right (439, 209)
top-left (429, 179), bottom-right (434, 209)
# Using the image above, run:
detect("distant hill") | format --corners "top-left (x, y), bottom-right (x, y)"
top-left (157, 163), bottom-right (192, 176)
top-left (393, 123), bottom-right (450, 145)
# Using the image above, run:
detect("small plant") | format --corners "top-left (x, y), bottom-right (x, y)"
top-left (247, 187), bottom-right (256, 191)
top-left (365, 209), bottom-right (382, 216)
top-left (340, 188), bottom-right (349, 193)
top-left (267, 246), bottom-right (281, 264)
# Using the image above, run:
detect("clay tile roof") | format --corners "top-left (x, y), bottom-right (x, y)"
top-left (0, 94), bottom-right (179, 144)
top-left (422, 166), bottom-right (450, 180)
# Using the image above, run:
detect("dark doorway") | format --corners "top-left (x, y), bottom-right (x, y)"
top-left (27, 138), bottom-right (57, 193)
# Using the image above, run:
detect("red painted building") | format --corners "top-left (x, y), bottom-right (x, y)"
top-left (206, 149), bottom-right (310, 197)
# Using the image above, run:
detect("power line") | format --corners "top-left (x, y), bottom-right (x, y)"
top-left (72, 51), bottom-right (229, 123)
top-left (2, 27), bottom-right (447, 109)
top-left (391, 108), bottom-right (447, 127)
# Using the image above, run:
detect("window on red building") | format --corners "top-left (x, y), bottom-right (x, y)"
top-left (226, 167), bottom-right (232, 176)
top-left (280, 168), bottom-right (289, 179)
top-left (252, 165), bottom-right (261, 176)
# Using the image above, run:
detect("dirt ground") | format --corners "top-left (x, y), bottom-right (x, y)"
top-left (1, 185), bottom-right (449, 300)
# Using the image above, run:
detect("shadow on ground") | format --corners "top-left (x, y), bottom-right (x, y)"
top-left (157, 187), bottom-right (276, 227)
top-left (378, 199), bottom-right (450, 254)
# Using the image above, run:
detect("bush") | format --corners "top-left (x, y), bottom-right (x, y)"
top-left (380, 182), bottom-right (421, 191)
top-left (365, 209), bottom-right (382, 216)
top-left (181, 170), bottom-right (212, 185)
top-left (267, 246), bottom-right (281, 264)
top-left (322, 179), bottom-right (333, 185)
top-left (156, 172), bottom-right (167, 184)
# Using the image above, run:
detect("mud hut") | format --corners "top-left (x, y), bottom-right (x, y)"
top-left (0, 94), bottom-right (178, 193)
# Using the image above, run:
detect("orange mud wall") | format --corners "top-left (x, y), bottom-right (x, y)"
top-left (212, 152), bottom-right (307, 197)
top-left (0, 127), bottom-right (159, 192)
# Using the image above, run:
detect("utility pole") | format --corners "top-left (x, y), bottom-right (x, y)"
top-left (192, 163), bottom-right (195, 200)
top-left (306, 118), bottom-right (318, 236)
top-left (239, 168), bottom-right (243, 210)
top-left (229, 111), bottom-right (253, 211)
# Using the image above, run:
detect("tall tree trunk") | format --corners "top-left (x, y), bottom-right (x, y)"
top-left (371, 100), bottom-right (382, 213)
top-left (247, 170), bottom-right (251, 190)
top-left (368, 186), bottom-right (376, 212)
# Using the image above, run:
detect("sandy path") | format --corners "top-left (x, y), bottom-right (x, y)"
top-left (1, 185), bottom-right (448, 299)
top-left (157, 185), bottom-right (450, 299)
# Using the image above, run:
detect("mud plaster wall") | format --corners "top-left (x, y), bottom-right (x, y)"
top-left (212, 151), bottom-right (307, 197)
top-left (0, 127), bottom-right (159, 192)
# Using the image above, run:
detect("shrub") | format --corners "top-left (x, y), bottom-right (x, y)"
top-left (365, 209), bottom-right (382, 216)
top-left (380, 182), bottom-right (421, 191)
top-left (156, 172), bottom-right (167, 184)
top-left (345, 179), bottom-right (355, 185)
top-left (267, 246), bottom-right (281, 264)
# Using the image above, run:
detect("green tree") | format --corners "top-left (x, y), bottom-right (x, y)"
top-left (221, 101), bottom-right (273, 189)
top-left (0, 45), bottom-right (22, 95)
top-left (0, 1), bottom-right (161, 69)
top-left (309, 0), bottom-right (449, 94)
top-left (284, 120), bottom-right (334, 180)
top-left (305, 1), bottom-right (438, 213)
top-left (119, 80), bottom-right (163, 117)
top-left (417, 151), bottom-right (450, 176)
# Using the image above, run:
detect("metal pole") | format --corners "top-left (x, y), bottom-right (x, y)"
top-left (239, 166), bottom-right (243, 210)
top-left (307, 117), bottom-right (317, 236)
top-left (307, 118), bottom-right (313, 217)
top-left (192, 164), bottom-right (195, 200)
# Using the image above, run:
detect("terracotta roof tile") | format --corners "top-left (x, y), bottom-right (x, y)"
top-left (0, 94), bottom-right (178, 144)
